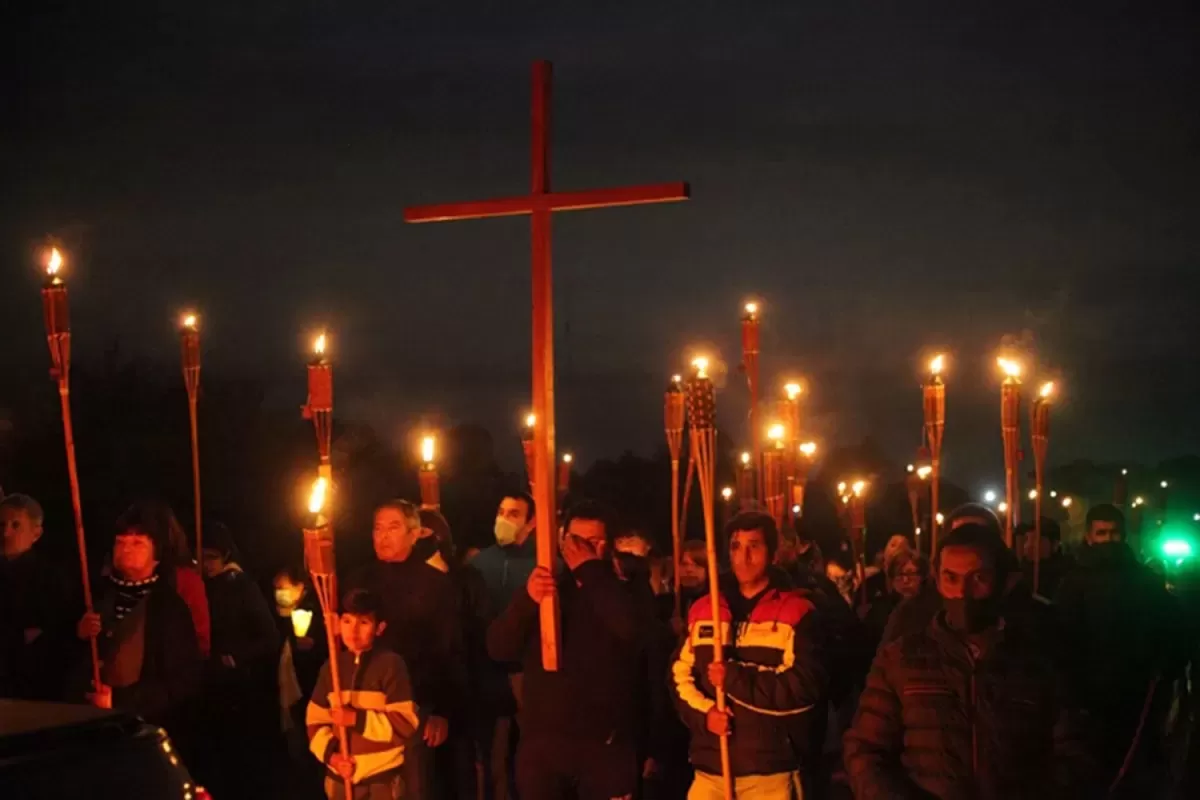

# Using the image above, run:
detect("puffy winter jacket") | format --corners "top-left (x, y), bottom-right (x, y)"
top-left (844, 613), bottom-right (1095, 800)
top-left (670, 578), bottom-right (826, 777)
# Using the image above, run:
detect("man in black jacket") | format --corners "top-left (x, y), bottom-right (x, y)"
top-left (349, 499), bottom-right (468, 798)
top-left (487, 500), bottom-right (642, 800)
top-left (1056, 503), bottom-right (1188, 794)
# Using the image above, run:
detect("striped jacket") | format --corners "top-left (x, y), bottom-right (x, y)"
top-left (306, 647), bottom-right (419, 786)
top-left (671, 580), bottom-right (826, 777)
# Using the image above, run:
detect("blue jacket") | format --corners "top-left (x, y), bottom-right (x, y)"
top-left (469, 537), bottom-right (537, 620)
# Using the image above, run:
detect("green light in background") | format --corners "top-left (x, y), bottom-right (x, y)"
top-left (1161, 539), bottom-right (1192, 558)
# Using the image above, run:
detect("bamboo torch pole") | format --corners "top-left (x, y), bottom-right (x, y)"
top-left (998, 358), bottom-right (1023, 550)
top-left (783, 383), bottom-right (802, 525)
top-left (848, 480), bottom-right (869, 608)
top-left (741, 302), bottom-right (761, 504)
top-left (418, 435), bottom-right (440, 511)
top-left (39, 247), bottom-right (100, 692)
top-left (302, 477), bottom-right (353, 800)
top-left (685, 357), bottom-right (733, 800)
top-left (1031, 382), bottom-right (1053, 595)
top-left (180, 313), bottom-right (202, 563)
top-left (303, 333), bottom-right (334, 490)
top-left (664, 375), bottom-right (686, 630)
top-left (923, 355), bottom-right (946, 553)
top-left (764, 422), bottom-right (786, 532)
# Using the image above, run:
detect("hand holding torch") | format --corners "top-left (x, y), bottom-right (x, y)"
top-left (685, 356), bottom-right (733, 800)
top-left (180, 313), bottom-right (203, 563)
top-left (40, 248), bottom-right (100, 691)
top-left (664, 375), bottom-right (686, 629)
top-left (302, 477), bottom-right (353, 800)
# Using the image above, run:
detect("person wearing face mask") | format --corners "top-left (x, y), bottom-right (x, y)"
top-left (470, 492), bottom-right (538, 620)
top-left (272, 565), bottom-right (328, 797)
top-left (845, 523), bottom-right (1096, 799)
top-left (1055, 504), bottom-right (1188, 795)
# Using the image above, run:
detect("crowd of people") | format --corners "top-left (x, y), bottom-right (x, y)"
top-left (1, 486), bottom-right (1197, 799)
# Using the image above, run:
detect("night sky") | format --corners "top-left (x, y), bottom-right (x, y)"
top-left (3, 1), bottom-right (1198, 487)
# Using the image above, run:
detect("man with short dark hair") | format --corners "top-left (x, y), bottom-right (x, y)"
top-left (487, 499), bottom-right (643, 800)
top-left (672, 511), bottom-right (827, 798)
top-left (1020, 517), bottom-right (1075, 598)
top-left (0, 493), bottom-right (75, 699)
top-left (1056, 503), bottom-right (1187, 793)
top-left (845, 524), bottom-right (1093, 798)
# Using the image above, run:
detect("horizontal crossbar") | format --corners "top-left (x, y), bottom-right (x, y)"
top-left (404, 181), bottom-right (690, 223)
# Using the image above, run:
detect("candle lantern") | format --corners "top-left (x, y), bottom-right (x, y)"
top-left (998, 357), bottom-right (1023, 549)
top-left (1030, 382), bottom-right (1053, 594)
top-left (302, 477), bottom-right (353, 799)
top-left (180, 313), bottom-right (203, 562)
top-left (741, 302), bottom-right (762, 503)
top-left (923, 354), bottom-right (946, 551)
top-left (684, 356), bottom-right (733, 797)
top-left (418, 435), bottom-right (440, 510)
top-left (303, 333), bottom-right (334, 486)
top-left (664, 375), bottom-right (686, 628)
top-left (39, 247), bottom-right (100, 691)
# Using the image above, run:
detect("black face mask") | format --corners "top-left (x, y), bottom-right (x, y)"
top-left (943, 595), bottom-right (1000, 633)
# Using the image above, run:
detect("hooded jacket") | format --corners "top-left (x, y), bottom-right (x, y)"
top-left (671, 574), bottom-right (826, 777)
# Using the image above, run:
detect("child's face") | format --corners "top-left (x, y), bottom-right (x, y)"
top-left (339, 612), bottom-right (384, 654)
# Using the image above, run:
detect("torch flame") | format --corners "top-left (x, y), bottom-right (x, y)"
top-left (930, 354), bottom-right (945, 375)
top-left (784, 382), bottom-right (802, 400)
top-left (562, 453), bottom-right (573, 464)
top-left (766, 423), bottom-right (785, 442)
top-left (837, 481), bottom-right (847, 495)
top-left (997, 357), bottom-right (1022, 379)
top-left (313, 333), bottom-right (327, 356)
top-left (740, 451), bottom-right (751, 466)
top-left (1039, 381), bottom-right (1055, 399)
top-left (46, 247), bottom-right (64, 278)
top-left (421, 436), bottom-right (436, 465)
top-left (524, 413), bottom-right (536, 429)
top-left (721, 487), bottom-right (733, 501)
top-left (852, 480), bottom-right (866, 497)
top-left (691, 356), bottom-right (710, 379)
top-left (917, 465), bottom-right (932, 479)
top-left (181, 313), bottom-right (198, 331)
top-left (799, 441), bottom-right (817, 458)
top-left (671, 374), bottom-right (682, 385)
top-left (743, 301), bottom-right (759, 318)
top-left (308, 477), bottom-right (329, 515)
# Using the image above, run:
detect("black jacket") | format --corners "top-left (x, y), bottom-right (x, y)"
top-left (0, 549), bottom-right (76, 699)
top-left (206, 565), bottom-right (279, 683)
top-left (73, 575), bottom-right (202, 726)
top-left (349, 554), bottom-right (467, 722)
top-left (487, 559), bottom-right (642, 745)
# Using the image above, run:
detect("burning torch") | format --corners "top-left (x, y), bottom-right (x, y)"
top-left (302, 477), bottom-right (352, 800)
top-left (664, 374), bottom-right (686, 628)
top-left (795, 441), bottom-right (817, 519)
top-left (923, 354), bottom-right (946, 551)
top-left (1031, 381), bottom-right (1053, 594)
top-left (180, 313), bottom-right (203, 563)
top-left (998, 357), bottom-right (1023, 549)
top-left (39, 246), bottom-right (100, 691)
top-left (764, 422), bottom-right (786, 531)
top-left (302, 332), bottom-right (334, 489)
top-left (418, 435), bottom-right (439, 510)
top-left (782, 381), bottom-right (802, 523)
top-left (847, 480), bottom-right (869, 607)
top-left (685, 355), bottom-right (733, 799)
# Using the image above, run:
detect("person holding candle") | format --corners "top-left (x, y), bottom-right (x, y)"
top-left (274, 564), bottom-right (329, 796)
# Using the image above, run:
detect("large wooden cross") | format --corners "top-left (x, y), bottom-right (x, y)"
top-left (405, 60), bottom-right (689, 670)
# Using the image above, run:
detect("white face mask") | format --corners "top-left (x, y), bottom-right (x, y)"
top-left (494, 517), bottom-right (522, 546)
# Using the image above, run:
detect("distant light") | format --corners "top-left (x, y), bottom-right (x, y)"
top-left (1062, 497), bottom-right (1073, 508)
top-left (791, 504), bottom-right (801, 515)
top-left (984, 490), bottom-right (997, 504)
top-left (1161, 480), bottom-right (1169, 489)
top-left (1162, 539), bottom-right (1192, 558)
top-left (906, 464), bottom-right (915, 473)
top-left (1028, 489), bottom-right (1038, 500)
top-left (740, 452), bottom-right (751, 466)
top-left (936, 513), bottom-right (945, 525)
top-left (998, 502), bottom-right (1009, 514)
top-left (1121, 468), bottom-right (1128, 476)
top-left (721, 487), bottom-right (733, 502)
top-left (837, 481), bottom-right (847, 495)
top-left (562, 453), bottom-right (573, 464)
top-left (1193, 513), bottom-right (1200, 523)
top-left (1050, 490), bottom-right (1058, 498)
top-left (1133, 496), bottom-right (1145, 507)
top-left (915, 527), bottom-right (922, 536)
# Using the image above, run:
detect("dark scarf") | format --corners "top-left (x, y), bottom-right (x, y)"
top-left (109, 572), bottom-right (159, 621)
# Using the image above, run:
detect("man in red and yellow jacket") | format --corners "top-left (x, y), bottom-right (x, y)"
top-left (671, 511), bottom-right (827, 799)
